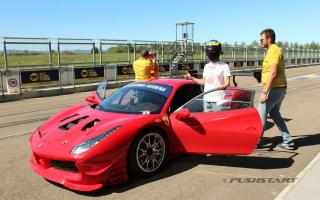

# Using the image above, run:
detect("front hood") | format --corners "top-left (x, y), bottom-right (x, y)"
top-left (35, 104), bottom-right (144, 156)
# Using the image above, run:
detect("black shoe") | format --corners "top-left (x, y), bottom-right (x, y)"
top-left (275, 142), bottom-right (295, 150)
top-left (256, 143), bottom-right (264, 149)
top-left (256, 142), bottom-right (268, 149)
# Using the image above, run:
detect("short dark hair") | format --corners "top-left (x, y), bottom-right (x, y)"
top-left (260, 28), bottom-right (276, 43)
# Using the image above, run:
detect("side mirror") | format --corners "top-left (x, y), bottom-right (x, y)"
top-left (175, 108), bottom-right (190, 120)
top-left (85, 95), bottom-right (99, 105)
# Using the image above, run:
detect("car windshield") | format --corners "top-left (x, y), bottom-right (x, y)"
top-left (96, 82), bottom-right (172, 114)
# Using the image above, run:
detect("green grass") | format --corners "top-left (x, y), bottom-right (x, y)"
top-left (1, 53), bottom-right (52, 67)
top-left (0, 50), bottom-right (293, 69)
top-left (0, 52), bottom-right (178, 68)
top-left (0, 53), bottom-right (129, 68)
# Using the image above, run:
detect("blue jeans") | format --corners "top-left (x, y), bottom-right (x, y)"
top-left (258, 87), bottom-right (292, 143)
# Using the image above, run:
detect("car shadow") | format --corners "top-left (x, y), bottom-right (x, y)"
top-left (79, 154), bottom-right (295, 196)
top-left (51, 132), bottom-right (320, 196)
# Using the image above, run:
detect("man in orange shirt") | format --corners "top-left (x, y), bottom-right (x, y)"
top-left (133, 50), bottom-right (159, 81)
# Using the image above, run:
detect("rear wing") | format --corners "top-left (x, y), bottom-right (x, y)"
top-left (232, 71), bottom-right (261, 86)
top-left (187, 70), bottom-right (262, 86)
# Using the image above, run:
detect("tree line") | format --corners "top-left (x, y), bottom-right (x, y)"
top-left (1, 41), bottom-right (319, 56)
top-left (103, 41), bottom-right (320, 53)
top-left (225, 41), bottom-right (320, 49)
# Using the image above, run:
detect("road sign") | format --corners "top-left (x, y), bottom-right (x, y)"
top-left (6, 75), bottom-right (20, 94)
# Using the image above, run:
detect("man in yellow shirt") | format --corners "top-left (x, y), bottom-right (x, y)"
top-left (133, 50), bottom-right (159, 81)
top-left (258, 29), bottom-right (294, 150)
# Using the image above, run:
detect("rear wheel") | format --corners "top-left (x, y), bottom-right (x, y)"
top-left (128, 129), bottom-right (168, 177)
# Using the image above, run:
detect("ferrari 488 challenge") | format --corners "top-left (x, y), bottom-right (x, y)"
top-left (29, 79), bottom-right (262, 191)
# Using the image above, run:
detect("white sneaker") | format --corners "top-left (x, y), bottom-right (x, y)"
top-left (275, 142), bottom-right (295, 150)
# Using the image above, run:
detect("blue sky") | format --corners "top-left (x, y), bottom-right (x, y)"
top-left (1, 0), bottom-right (319, 44)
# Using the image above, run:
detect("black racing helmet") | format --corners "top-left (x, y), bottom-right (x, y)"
top-left (205, 40), bottom-right (223, 60)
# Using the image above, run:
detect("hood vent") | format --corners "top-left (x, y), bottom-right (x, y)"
top-left (60, 114), bottom-right (79, 123)
top-left (82, 119), bottom-right (100, 131)
top-left (59, 116), bottom-right (89, 130)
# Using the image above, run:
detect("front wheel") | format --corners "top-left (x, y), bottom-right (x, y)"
top-left (128, 129), bottom-right (168, 177)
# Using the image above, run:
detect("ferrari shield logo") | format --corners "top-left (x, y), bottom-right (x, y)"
top-left (162, 116), bottom-right (170, 126)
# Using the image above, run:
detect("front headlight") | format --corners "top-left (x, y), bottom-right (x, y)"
top-left (71, 126), bottom-right (120, 154)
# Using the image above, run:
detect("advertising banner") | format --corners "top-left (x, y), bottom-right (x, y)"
top-left (74, 66), bottom-right (105, 83)
top-left (20, 69), bottom-right (59, 86)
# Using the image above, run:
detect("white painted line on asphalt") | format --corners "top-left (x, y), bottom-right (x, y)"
top-left (0, 131), bottom-right (32, 140)
top-left (274, 152), bottom-right (320, 200)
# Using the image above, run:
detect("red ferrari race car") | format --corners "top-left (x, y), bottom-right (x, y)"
top-left (29, 79), bottom-right (262, 191)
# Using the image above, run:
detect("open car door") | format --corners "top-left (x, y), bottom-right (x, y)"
top-left (169, 88), bottom-right (262, 155)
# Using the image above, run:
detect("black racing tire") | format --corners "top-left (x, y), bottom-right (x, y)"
top-left (128, 129), bottom-right (168, 178)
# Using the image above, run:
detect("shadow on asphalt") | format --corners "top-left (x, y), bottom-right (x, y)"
top-left (258, 132), bottom-right (320, 151)
top-left (292, 133), bottom-right (320, 149)
top-left (49, 132), bottom-right (320, 197)
top-left (264, 118), bottom-right (292, 131)
top-left (76, 154), bottom-right (295, 196)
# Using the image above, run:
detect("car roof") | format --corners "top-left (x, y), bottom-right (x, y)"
top-left (137, 78), bottom-right (195, 89)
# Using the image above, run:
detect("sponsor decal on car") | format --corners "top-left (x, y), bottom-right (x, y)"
top-left (125, 83), bottom-right (172, 97)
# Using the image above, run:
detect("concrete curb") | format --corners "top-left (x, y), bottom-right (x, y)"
top-left (275, 152), bottom-right (320, 200)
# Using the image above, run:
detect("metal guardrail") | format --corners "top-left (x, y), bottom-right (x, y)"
top-left (1, 37), bottom-right (320, 95)
top-left (0, 71), bottom-right (4, 95)
top-left (3, 37), bottom-right (319, 70)
top-left (0, 58), bottom-right (319, 95)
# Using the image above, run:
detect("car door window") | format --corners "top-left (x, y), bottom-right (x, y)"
top-left (96, 81), bottom-right (107, 100)
top-left (179, 88), bottom-right (255, 113)
top-left (168, 84), bottom-right (202, 113)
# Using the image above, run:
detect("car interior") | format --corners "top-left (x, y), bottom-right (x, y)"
top-left (167, 84), bottom-right (203, 114)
